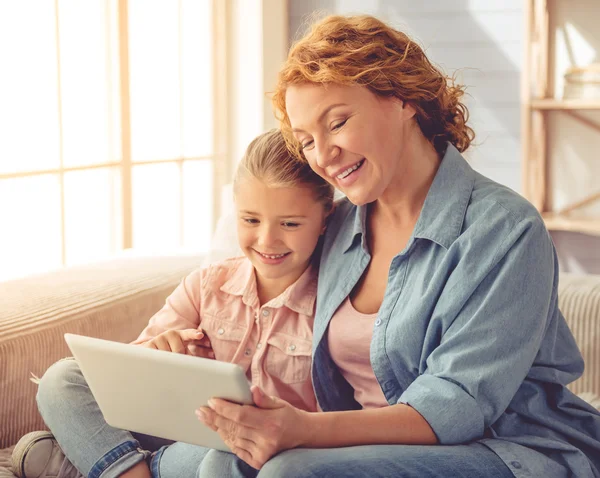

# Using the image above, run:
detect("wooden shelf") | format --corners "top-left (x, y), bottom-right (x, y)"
top-left (542, 213), bottom-right (600, 236)
top-left (530, 99), bottom-right (600, 110)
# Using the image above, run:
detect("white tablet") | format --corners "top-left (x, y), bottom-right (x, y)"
top-left (64, 333), bottom-right (253, 452)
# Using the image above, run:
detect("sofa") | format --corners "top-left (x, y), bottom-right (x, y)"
top-left (0, 255), bottom-right (599, 477)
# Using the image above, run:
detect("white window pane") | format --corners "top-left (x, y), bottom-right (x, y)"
top-left (182, 160), bottom-right (213, 252)
top-left (0, 2), bottom-right (60, 174)
top-left (64, 167), bottom-right (122, 266)
top-left (58, 0), bottom-right (119, 168)
top-left (0, 175), bottom-right (62, 281)
top-left (129, 0), bottom-right (180, 162)
top-left (181, 0), bottom-right (213, 157)
top-left (132, 163), bottom-right (180, 251)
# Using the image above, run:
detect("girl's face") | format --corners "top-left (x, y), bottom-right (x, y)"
top-left (235, 177), bottom-right (327, 289)
top-left (285, 83), bottom-right (416, 206)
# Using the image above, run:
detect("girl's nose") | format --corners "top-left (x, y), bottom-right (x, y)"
top-left (258, 225), bottom-right (279, 247)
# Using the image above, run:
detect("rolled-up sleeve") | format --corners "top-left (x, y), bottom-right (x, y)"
top-left (399, 216), bottom-right (556, 444)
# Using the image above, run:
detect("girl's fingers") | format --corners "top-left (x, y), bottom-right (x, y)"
top-left (178, 329), bottom-right (205, 342)
top-left (166, 335), bottom-right (187, 354)
top-left (187, 344), bottom-right (215, 359)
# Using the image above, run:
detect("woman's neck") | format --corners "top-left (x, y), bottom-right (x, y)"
top-left (374, 130), bottom-right (441, 228)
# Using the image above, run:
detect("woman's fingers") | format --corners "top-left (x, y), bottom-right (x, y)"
top-left (207, 400), bottom-right (266, 429)
top-left (227, 438), bottom-right (263, 469)
top-left (196, 407), bottom-right (263, 468)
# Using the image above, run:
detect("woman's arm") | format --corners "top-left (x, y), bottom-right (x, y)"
top-left (198, 386), bottom-right (437, 470)
top-left (302, 402), bottom-right (437, 448)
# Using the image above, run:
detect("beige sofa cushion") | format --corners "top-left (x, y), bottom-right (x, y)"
top-left (0, 253), bottom-right (205, 450)
top-left (558, 273), bottom-right (600, 397)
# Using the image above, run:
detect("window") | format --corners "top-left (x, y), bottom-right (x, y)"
top-left (0, 0), bottom-right (226, 281)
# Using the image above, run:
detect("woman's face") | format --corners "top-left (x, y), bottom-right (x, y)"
top-left (286, 83), bottom-right (416, 206)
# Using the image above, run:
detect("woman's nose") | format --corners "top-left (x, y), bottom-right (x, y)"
top-left (316, 142), bottom-right (340, 169)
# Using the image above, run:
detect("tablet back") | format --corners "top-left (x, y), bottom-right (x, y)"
top-left (64, 333), bottom-right (253, 451)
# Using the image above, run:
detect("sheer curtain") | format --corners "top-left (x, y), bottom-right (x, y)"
top-left (0, 0), bottom-right (223, 281)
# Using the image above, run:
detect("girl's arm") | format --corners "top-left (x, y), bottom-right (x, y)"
top-left (132, 268), bottom-right (213, 356)
top-left (132, 268), bottom-right (204, 344)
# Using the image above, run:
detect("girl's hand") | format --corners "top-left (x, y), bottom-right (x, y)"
top-left (196, 386), bottom-right (311, 469)
top-left (141, 329), bottom-right (214, 358)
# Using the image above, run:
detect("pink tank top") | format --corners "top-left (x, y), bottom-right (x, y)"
top-left (327, 297), bottom-right (389, 409)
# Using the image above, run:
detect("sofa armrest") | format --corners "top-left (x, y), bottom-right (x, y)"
top-left (0, 253), bottom-right (205, 448)
top-left (558, 273), bottom-right (600, 397)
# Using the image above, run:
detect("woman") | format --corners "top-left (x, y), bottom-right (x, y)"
top-left (196, 14), bottom-right (600, 478)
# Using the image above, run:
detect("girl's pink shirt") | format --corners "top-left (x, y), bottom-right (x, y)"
top-left (133, 256), bottom-right (318, 412)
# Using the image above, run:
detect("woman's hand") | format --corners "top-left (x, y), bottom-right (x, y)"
top-left (140, 329), bottom-right (214, 358)
top-left (196, 386), bottom-right (311, 469)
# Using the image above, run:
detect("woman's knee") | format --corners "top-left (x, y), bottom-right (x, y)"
top-left (258, 449), bottom-right (323, 478)
top-left (197, 449), bottom-right (257, 478)
top-left (36, 358), bottom-right (83, 408)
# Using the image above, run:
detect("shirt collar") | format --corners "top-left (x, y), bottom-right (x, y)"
top-left (220, 258), bottom-right (318, 315)
top-left (340, 202), bottom-right (368, 254)
top-left (341, 143), bottom-right (474, 253)
top-left (412, 143), bottom-right (474, 249)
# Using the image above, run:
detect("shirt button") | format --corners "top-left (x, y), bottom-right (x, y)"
top-left (261, 309), bottom-right (270, 317)
top-left (256, 343), bottom-right (262, 349)
top-left (510, 461), bottom-right (522, 470)
top-left (217, 328), bottom-right (224, 335)
top-left (288, 344), bottom-right (296, 352)
top-left (244, 348), bottom-right (251, 356)
top-left (374, 319), bottom-right (382, 326)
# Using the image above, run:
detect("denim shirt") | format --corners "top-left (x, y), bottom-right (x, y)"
top-left (312, 144), bottom-right (600, 478)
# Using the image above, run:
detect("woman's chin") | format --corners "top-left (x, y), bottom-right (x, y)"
top-left (344, 189), bottom-right (375, 207)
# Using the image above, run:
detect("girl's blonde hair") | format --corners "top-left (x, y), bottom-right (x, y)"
top-left (273, 14), bottom-right (475, 160)
top-left (233, 129), bottom-right (334, 213)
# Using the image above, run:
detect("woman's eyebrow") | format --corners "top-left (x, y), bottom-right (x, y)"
top-left (292, 103), bottom-right (348, 133)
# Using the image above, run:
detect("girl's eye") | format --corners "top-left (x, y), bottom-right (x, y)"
top-left (242, 218), bottom-right (259, 224)
top-left (282, 222), bottom-right (299, 228)
top-left (332, 119), bottom-right (347, 130)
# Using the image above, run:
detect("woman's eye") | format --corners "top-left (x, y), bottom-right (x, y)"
top-left (332, 119), bottom-right (347, 130)
top-left (301, 139), bottom-right (314, 150)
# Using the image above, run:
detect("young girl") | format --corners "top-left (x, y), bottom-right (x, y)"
top-left (12, 129), bottom-right (334, 478)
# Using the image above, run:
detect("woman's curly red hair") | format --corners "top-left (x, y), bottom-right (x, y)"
top-left (272, 14), bottom-right (475, 160)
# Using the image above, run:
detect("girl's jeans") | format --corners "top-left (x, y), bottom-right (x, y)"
top-left (36, 358), bottom-right (208, 478)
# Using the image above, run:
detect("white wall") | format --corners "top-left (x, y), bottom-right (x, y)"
top-left (222, 0), bottom-right (287, 211)
top-left (290, 0), bottom-right (523, 193)
top-left (288, 0), bottom-right (600, 274)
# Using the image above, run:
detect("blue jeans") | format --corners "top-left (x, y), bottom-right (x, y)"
top-left (199, 444), bottom-right (515, 478)
top-left (36, 358), bottom-right (208, 478)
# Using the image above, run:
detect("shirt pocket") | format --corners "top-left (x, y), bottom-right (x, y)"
top-left (201, 315), bottom-right (247, 363)
top-left (265, 333), bottom-right (312, 384)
